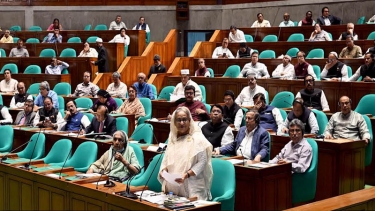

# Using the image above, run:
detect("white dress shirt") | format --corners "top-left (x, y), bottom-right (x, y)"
top-left (321, 64), bottom-right (348, 81)
top-left (235, 85), bottom-right (266, 106)
top-left (132, 24), bottom-right (150, 33)
top-left (272, 63), bottom-right (295, 79)
top-left (239, 62), bottom-right (270, 78)
top-left (107, 82), bottom-right (127, 98)
top-left (172, 79), bottom-right (202, 101)
top-left (212, 47), bottom-right (234, 58)
top-left (279, 20), bottom-right (295, 27)
top-left (228, 29), bottom-right (246, 43)
top-left (0, 78), bottom-right (18, 92)
top-left (237, 127), bottom-right (256, 159)
top-left (10, 94), bottom-right (34, 109)
top-left (0, 107), bottom-right (13, 124)
top-left (109, 34), bottom-right (130, 46)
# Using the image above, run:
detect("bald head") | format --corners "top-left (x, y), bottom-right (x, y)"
top-left (17, 82), bottom-right (26, 94)
top-left (137, 72), bottom-right (146, 84)
top-left (283, 13), bottom-right (290, 21)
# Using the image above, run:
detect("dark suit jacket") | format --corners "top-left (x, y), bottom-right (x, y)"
top-left (14, 110), bottom-right (36, 126)
top-left (85, 115), bottom-right (117, 136)
top-left (95, 46), bottom-right (109, 73)
top-left (317, 15), bottom-right (341, 25)
top-left (220, 126), bottom-right (269, 160)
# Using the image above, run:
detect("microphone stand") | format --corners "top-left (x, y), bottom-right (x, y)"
top-left (24, 118), bottom-right (45, 170)
top-left (1, 137), bottom-right (33, 163)
top-left (96, 148), bottom-right (116, 189)
top-left (59, 125), bottom-right (82, 179)
top-left (239, 148), bottom-right (246, 166)
top-left (122, 165), bottom-right (147, 199)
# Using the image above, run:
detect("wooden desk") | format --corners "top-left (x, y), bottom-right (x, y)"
top-left (145, 120), bottom-right (170, 143)
top-left (151, 100), bottom-right (178, 118)
top-left (271, 135), bottom-right (367, 201)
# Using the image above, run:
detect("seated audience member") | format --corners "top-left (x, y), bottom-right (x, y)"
top-left (91, 38), bottom-right (109, 73)
top-left (316, 6), bottom-right (341, 26)
top-left (324, 96), bottom-right (370, 143)
top-left (279, 13), bottom-right (294, 27)
top-left (176, 85), bottom-right (209, 121)
top-left (0, 30), bottom-right (13, 43)
top-left (148, 54), bottom-right (166, 79)
top-left (281, 98), bottom-right (319, 134)
top-left (10, 82), bottom-right (33, 109)
top-left (337, 23), bottom-right (358, 40)
top-left (223, 90), bottom-right (244, 130)
top-left (296, 74), bottom-right (330, 111)
top-left (228, 25), bottom-right (246, 43)
top-left (348, 52), bottom-right (375, 82)
top-left (34, 81), bottom-right (59, 109)
top-left (308, 23), bottom-right (331, 41)
top-left (33, 96), bottom-right (63, 128)
top-left (109, 28), bottom-right (130, 46)
top-left (0, 103), bottom-right (13, 124)
top-left (42, 27), bottom-right (62, 43)
top-left (0, 69), bottom-right (18, 92)
top-left (109, 15), bottom-right (127, 30)
top-left (236, 42), bottom-right (254, 59)
top-left (107, 72), bottom-right (127, 98)
top-left (253, 93), bottom-right (284, 133)
top-left (71, 71), bottom-right (99, 97)
top-left (84, 105), bottom-right (117, 136)
top-left (235, 74), bottom-right (266, 108)
top-left (47, 18), bottom-right (63, 31)
top-left (133, 72), bottom-right (154, 100)
top-left (60, 100), bottom-right (90, 131)
top-left (132, 16), bottom-right (150, 32)
top-left (369, 15), bottom-right (375, 23)
top-left (195, 58), bottom-right (211, 77)
top-left (212, 38), bottom-right (234, 59)
top-left (201, 104), bottom-right (234, 148)
top-left (115, 85), bottom-right (145, 125)
top-left (78, 42), bottom-right (98, 57)
top-left (251, 13), bottom-right (271, 27)
top-left (9, 39), bottom-right (29, 57)
top-left (321, 52), bottom-right (348, 81)
top-left (87, 130), bottom-right (140, 180)
top-left (294, 51), bottom-right (317, 79)
top-left (239, 52), bottom-right (270, 78)
top-left (214, 110), bottom-right (269, 162)
top-left (45, 57), bottom-right (69, 74)
top-left (172, 69), bottom-right (202, 101)
top-left (14, 99), bottom-right (35, 126)
top-left (298, 11), bottom-right (316, 26)
top-left (90, 89), bottom-right (117, 113)
top-left (159, 107), bottom-right (213, 200)
top-left (269, 119), bottom-right (313, 173)
top-left (339, 35), bottom-right (362, 59)
top-left (365, 39), bottom-right (375, 54)
top-left (272, 55), bottom-right (295, 79)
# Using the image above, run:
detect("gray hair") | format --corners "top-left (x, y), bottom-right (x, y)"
top-left (289, 119), bottom-right (305, 135)
top-left (40, 81), bottom-right (50, 91)
top-left (113, 130), bottom-right (128, 143)
top-left (112, 71), bottom-right (121, 79)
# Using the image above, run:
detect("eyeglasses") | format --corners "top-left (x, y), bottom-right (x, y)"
top-left (175, 118), bottom-right (188, 123)
top-left (305, 79), bottom-right (314, 83)
top-left (185, 92), bottom-right (195, 95)
top-left (289, 129), bottom-right (302, 133)
top-left (83, 76), bottom-right (90, 78)
top-left (339, 102), bottom-right (350, 106)
top-left (113, 137), bottom-right (123, 141)
top-left (223, 42), bottom-right (228, 44)
top-left (224, 98), bottom-right (232, 102)
top-left (128, 90), bottom-right (135, 93)
top-left (138, 77), bottom-right (144, 79)
top-left (24, 104), bottom-right (32, 107)
top-left (39, 88), bottom-right (46, 91)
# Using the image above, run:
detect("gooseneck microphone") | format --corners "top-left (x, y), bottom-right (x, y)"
top-left (122, 159), bottom-right (151, 199)
top-left (1, 137), bottom-right (33, 162)
top-left (24, 117), bottom-right (46, 170)
top-left (96, 148), bottom-right (116, 189)
top-left (239, 148), bottom-right (245, 166)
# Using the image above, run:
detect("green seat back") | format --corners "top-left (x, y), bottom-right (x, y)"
top-left (211, 159), bottom-right (236, 211)
top-left (116, 117), bottom-right (129, 135)
top-left (10, 25), bottom-right (21, 31)
top-left (311, 109), bottom-right (328, 135)
top-left (64, 141), bottom-right (98, 172)
top-left (0, 125), bottom-right (14, 152)
top-left (130, 123), bottom-right (153, 144)
top-left (287, 33), bottom-right (304, 42)
top-left (94, 24), bottom-right (108, 30)
top-left (292, 138), bottom-right (318, 204)
top-left (327, 32), bottom-right (333, 40)
top-left (86, 36), bottom-right (99, 43)
top-left (53, 82), bottom-right (71, 96)
top-left (0, 48), bottom-right (6, 57)
top-left (28, 26), bottom-right (42, 31)
top-left (43, 139), bottom-right (72, 164)
top-left (244, 34), bottom-right (253, 42)
top-left (306, 48), bottom-right (324, 59)
top-left (207, 68), bottom-right (214, 78)
top-left (13, 37), bottom-right (19, 43)
top-left (17, 133), bottom-right (46, 159)
top-left (125, 45), bottom-right (129, 57)
top-left (113, 98), bottom-right (124, 108)
top-left (39, 48), bottom-right (56, 57)
top-left (128, 143), bottom-right (145, 181)
top-left (347, 66), bottom-right (353, 77)
top-left (157, 86), bottom-right (175, 101)
top-left (199, 85), bottom-right (206, 103)
top-left (27, 83), bottom-right (40, 95)
top-left (84, 24), bottom-right (92, 30)
top-left (24, 65), bottom-right (42, 74)
top-left (270, 91), bottom-right (294, 109)
top-left (357, 16), bottom-right (365, 24)
top-left (83, 113), bottom-right (94, 122)
top-left (75, 98), bottom-right (93, 109)
top-left (367, 31), bottom-right (375, 40)
top-left (279, 108), bottom-right (287, 121)
top-left (146, 31), bottom-right (151, 44)
top-left (355, 94), bottom-right (375, 116)
top-left (138, 98), bottom-right (152, 125)
top-left (363, 115), bottom-right (373, 166)
top-left (312, 65), bottom-right (321, 80)
top-left (26, 38), bottom-right (40, 43)
top-left (0, 95), bottom-right (3, 105)
top-left (60, 48), bottom-right (76, 57)
top-left (262, 35), bottom-right (278, 42)
top-left (204, 103), bottom-right (211, 113)
top-left (357, 76), bottom-right (363, 81)
top-left (67, 37), bottom-right (82, 43)
top-left (0, 63), bottom-right (18, 74)
top-left (294, 21), bottom-right (298, 26)
top-left (223, 65), bottom-right (240, 78)
top-left (130, 154), bottom-right (164, 192)
top-left (149, 84), bottom-right (158, 99)
top-left (58, 96), bottom-right (65, 116)
top-left (264, 90), bottom-right (269, 104)
top-left (259, 50), bottom-right (276, 59)
top-left (286, 47), bottom-right (299, 58)
top-left (61, 68), bottom-right (69, 74)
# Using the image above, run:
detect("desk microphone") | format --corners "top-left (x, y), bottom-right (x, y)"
top-left (129, 123), bottom-right (150, 144)
top-left (122, 158), bottom-right (152, 199)
top-left (24, 118), bottom-right (46, 170)
top-left (104, 146), bottom-right (128, 188)
top-left (239, 148), bottom-right (245, 166)
top-left (96, 147), bottom-right (116, 189)
top-left (1, 137), bottom-right (33, 163)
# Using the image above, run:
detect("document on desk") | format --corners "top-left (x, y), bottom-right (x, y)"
top-left (76, 173), bottom-right (101, 179)
top-left (162, 170), bottom-right (181, 186)
top-left (226, 159), bottom-right (244, 165)
top-left (248, 162), bottom-right (276, 168)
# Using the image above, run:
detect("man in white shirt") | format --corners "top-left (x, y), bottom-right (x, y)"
top-left (109, 28), bottom-right (130, 46)
top-left (251, 13), bottom-right (271, 28)
top-left (172, 69), bottom-right (202, 101)
top-left (239, 52), bottom-right (270, 78)
top-left (308, 23), bottom-right (331, 41)
top-left (235, 74), bottom-right (266, 108)
top-left (272, 55), bottom-right (295, 79)
top-left (212, 38), bottom-right (234, 59)
top-left (195, 58), bottom-right (211, 77)
top-left (78, 42), bottom-right (98, 57)
top-left (107, 72), bottom-right (127, 98)
top-left (132, 16), bottom-right (150, 32)
top-left (228, 26), bottom-right (246, 43)
top-left (321, 52), bottom-right (348, 81)
top-left (0, 69), bottom-right (18, 92)
top-left (109, 15), bottom-right (127, 30)
top-left (0, 104), bottom-right (13, 124)
top-left (295, 74), bottom-right (330, 111)
top-left (337, 23), bottom-right (358, 41)
top-left (45, 58), bottom-right (69, 74)
top-left (279, 13), bottom-right (295, 27)
top-left (10, 82), bottom-right (33, 109)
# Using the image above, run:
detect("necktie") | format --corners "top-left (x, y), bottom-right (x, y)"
top-left (99, 121), bottom-right (104, 133)
top-left (19, 115), bottom-right (26, 125)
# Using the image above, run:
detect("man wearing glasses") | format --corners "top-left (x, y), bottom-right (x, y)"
top-left (324, 96), bottom-right (370, 144)
top-left (133, 72), bottom-right (154, 100)
top-left (176, 85), bottom-right (209, 121)
top-left (0, 69), bottom-right (18, 92)
top-left (0, 30), bottom-right (13, 43)
top-left (317, 6), bottom-right (341, 26)
top-left (71, 71), bottom-right (99, 97)
top-left (14, 99), bottom-right (35, 126)
top-left (10, 82), bottom-right (33, 109)
top-left (269, 119), bottom-right (313, 173)
top-left (34, 81), bottom-right (59, 110)
top-left (251, 13), bottom-right (271, 28)
top-left (212, 38), bottom-right (234, 59)
top-left (296, 74), bottom-right (330, 112)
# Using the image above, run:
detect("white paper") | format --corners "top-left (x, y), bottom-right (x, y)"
top-left (161, 170), bottom-right (181, 186)
top-left (76, 173), bottom-right (101, 179)
top-left (169, 94), bottom-right (184, 102)
top-left (129, 140), bottom-right (139, 144)
top-left (192, 200), bottom-right (217, 207)
top-left (92, 180), bottom-right (107, 185)
top-left (147, 146), bottom-right (159, 152)
top-left (45, 173), bottom-right (60, 178)
top-left (227, 159), bottom-right (244, 165)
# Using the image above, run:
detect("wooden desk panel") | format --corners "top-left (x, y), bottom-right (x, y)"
top-left (146, 120), bottom-right (170, 143)
top-left (151, 100), bottom-right (177, 118)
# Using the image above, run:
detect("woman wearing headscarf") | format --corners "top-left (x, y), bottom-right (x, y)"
top-left (115, 85), bottom-right (145, 124)
top-left (158, 106), bottom-right (213, 200)
top-left (87, 130), bottom-right (140, 180)
top-left (90, 89), bottom-right (118, 113)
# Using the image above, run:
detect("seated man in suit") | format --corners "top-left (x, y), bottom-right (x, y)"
top-left (10, 82), bottom-right (33, 109)
top-left (33, 96), bottom-right (63, 129)
top-left (252, 93), bottom-right (284, 133)
top-left (84, 105), bottom-right (117, 136)
top-left (14, 99), bottom-right (36, 126)
top-left (60, 100), bottom-right (91, 131)
top-left (214, 110), bottom-right (269, 163)
top-left (269, 119), bottom-right (313, 173)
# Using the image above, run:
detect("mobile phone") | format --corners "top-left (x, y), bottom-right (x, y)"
top-left (223, 53), bottom-right (227, 57)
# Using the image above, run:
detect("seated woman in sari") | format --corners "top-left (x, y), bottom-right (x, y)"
top-left (115, 85), bottom-right (145, 124)
top-left (158, 106), bottom-right (213, 200)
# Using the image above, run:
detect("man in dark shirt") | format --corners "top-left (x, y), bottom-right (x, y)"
top-left (148, 54), bottom-right (166, 79)
top-left (316, 6), bottom-right (341, 25)
top-left (91, 38), bottom-right (109, 73)
top-left (236, 42), bottom-right (253, 58)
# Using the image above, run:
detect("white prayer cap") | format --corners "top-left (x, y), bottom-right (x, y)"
top-left (181, 69), bottom-right (190, 75)
top-left (329, 51), bottom-right (338, 59)
top-left (284, 55), bottom-right (292, 61)
top-left (96, 38), bottom-right (103, 43)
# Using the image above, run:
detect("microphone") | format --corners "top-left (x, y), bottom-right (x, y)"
top-left (277, 25), bottom-right (282, 41)
top-left (24, 117), bottom-right (46, 170)
top-left (270, 94), bottom-right (291, 105)
top-left (254, 27), bottom-right (258, 42)
top-left (96, 148), bottom-right (116, 189)
top-left (121, 158), bottom-right (152, 199)
top-left (239, 148), bottom-right (245, 166)
top-left (129, 123), bottom-right (150, 144)
top-left (1, 137), bottom-right (33, 162)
